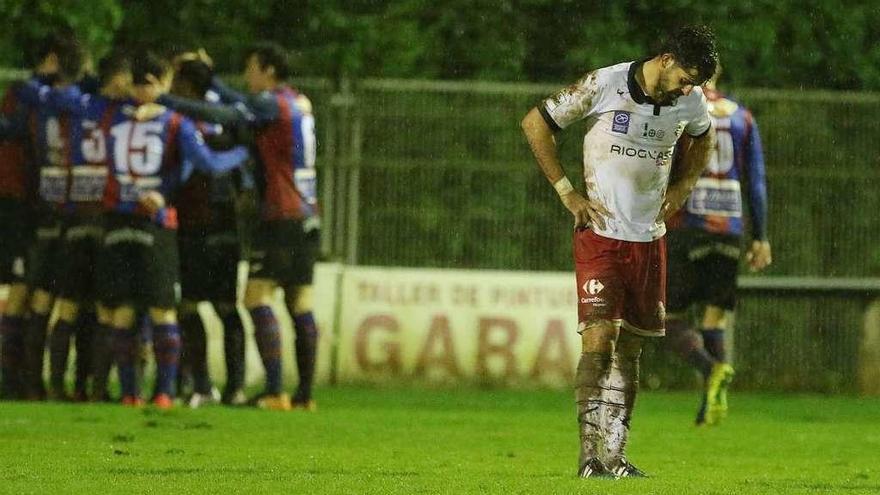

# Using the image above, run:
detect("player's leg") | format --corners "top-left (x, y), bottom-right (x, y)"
top-left (176, 231), bottom-right (199, 401)
top-left (244, 221), bottom-right (290, 410)
top-left (284, 224), bottom-right (320, 410)
top-left (0, 283), bottom-right (29, 399)
top-left (701, 304), bottom-right (734, 424)
top-left (148, 307), bottom-right (181, 409)
top-left (72, 307), bottom-right (97, 401)
top-left (90, 305), bottom-right (115, 402)
top-left (20, 220), bottom-right (63, 400)
top-left (217, 301), bottom-right (246, 405)
top-left (179, 299), bottom-right (217, 407)
top-left (22, 288), bottom-right (54, 400)
top-left (664, 230), bottom-right (716, 381)
top-left (176, 302), bottom-right (197, 397)
top-left (699, 245), bottom-right (739, 424)
top-left (47, 298), bottom-right (79, 400)
top-left (0, 199), bottom-right (32, 399)
top-left (701, 305), bottom-right (729, 361)
top-left (576, 320), bottom-right (618, 478)
top-left (244, 277), bottom-right (288, 410)
top-left (286, 285), bottom-right (318, 410)
top-left (603, 330), bottom-right (646, 478)
top-left (97, 216), bottom-right (145, 405)
top-left (600, 233), bottom-right (666, 477)
top-left (62, 221), bottom-right (103, 401)
top-left (211, 232), bottom-right (246, 405)
top-left (573, 228), bottom-right (624, 478)
top-left (105, 304), bottom-right (141, 405)
top-left (143, 225), bottom-right (183, 409)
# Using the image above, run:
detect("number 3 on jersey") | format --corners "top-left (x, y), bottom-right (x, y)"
top-left (110, 121), bottom-right (165, 175)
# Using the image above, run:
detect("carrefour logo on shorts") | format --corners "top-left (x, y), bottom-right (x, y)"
top-left (611, 111), bottom-right (630, 134)
top-left (582, 279), bottom-right (605, 295)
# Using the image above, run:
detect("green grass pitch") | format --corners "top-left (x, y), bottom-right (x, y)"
top-left (0, 387), bottom-right (878, 494)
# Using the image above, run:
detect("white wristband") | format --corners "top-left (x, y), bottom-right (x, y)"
top-left (553, 177), bottom-right (574, 196)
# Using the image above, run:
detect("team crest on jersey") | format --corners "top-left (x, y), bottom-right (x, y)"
top-left (611, 111), bottom-right (630, 134)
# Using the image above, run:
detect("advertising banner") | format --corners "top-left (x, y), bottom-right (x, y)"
top-left (335, 266), bottom-right (581, 387)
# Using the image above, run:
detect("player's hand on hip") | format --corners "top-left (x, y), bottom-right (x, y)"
top-left (656, 184), bottom-right (690, 222)
top-left (746, 240), bottom-right (772, 272)
top-left (561, 191), bottom-right (611, 230)
top-left (138, 190), bottom-right (166, 217)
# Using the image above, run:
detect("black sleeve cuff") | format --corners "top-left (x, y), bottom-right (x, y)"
top-left (538, 103), bottom-right (562, 133)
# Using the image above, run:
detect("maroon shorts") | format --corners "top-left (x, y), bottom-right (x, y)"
top-left (573, 228), bottom-right (667, 337)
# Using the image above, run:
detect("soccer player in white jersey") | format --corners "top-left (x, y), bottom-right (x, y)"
top-left (521, 25), bottom-right (718, 478)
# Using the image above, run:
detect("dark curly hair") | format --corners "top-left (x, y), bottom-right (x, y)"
top-left (245, 42), bottom-right (290, 81)
top-left (660, 25), bottom-right (718, 85)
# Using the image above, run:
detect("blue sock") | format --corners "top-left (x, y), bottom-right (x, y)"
top-left (112, 327), bottom-right (139, 398)
top-left (250, 306), bottom-right (282, 395)
top-left (152, 324), bottom-right (182, 397)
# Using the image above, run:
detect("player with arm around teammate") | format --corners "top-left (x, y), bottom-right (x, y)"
top-left (0, 32), bottom-right (86, 400)
top-left (158, 43), bottom-right (320, 411)
top-left (84, 52), bottom-right (248, 408)
top-left (170, 57), bottom-right (250, 407)
top-left (664, 66), bottom-right (771, 426)
top-left (521, 25), bottom-right (718, 478)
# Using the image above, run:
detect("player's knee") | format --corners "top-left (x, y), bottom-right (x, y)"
top-left (286, 285), bottom-right (314, 315)
top-left (30, 289), bottom-right (54, 314)
top-left (55, 299), bottom-right (80, 323)
top-left (148, 307), bottom-right (177, 325)
top-left (110, 306), bottom-right (137, 329)
top-left (579, 319), bottom-right (619, 354)
top-left (3, 283), bottom-right (29, 315)
top-left (96, 304), bottom-right (113, 325)
top-left (702, 305), bottom-right (730, 330)
top-left (616, 330), bottom-right (644, 359)
top-left (244, 279), bottom-right (275, 308)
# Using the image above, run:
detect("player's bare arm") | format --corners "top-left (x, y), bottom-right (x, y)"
top-left (658, 126), bottom-right (716, 221)
top-left (520, 108), bottom-right (611, 229)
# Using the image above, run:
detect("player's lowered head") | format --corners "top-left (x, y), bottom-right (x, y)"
top-left (647, 25), bottom-right (718, 105)
top-left (28, 28), bottom-right (86, 85)
top-left (97, 49), bottom-right (132, 100)
top-left (243, 42), bottom-right (289, 94)
top-left (131, 51), bottom-right (172, 104)
top-left (172, 58), bottom-right (213, 100)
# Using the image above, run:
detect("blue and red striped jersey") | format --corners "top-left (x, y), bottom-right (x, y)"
top-left (21, 82), bottom-right (249, 225)
top-left (98, 101), bottom-right (248, 221)
top-left (670, 90), bottom-right (768, 240)
top-left (0, 82), bottom-right (31, 201)
top-left (254, 86), bottom-right (317, 221)
top-left (158, 80), bottom-right (319, 223)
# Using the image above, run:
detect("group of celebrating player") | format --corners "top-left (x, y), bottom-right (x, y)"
top-left (523, 25), bottom-right (771, 477)
top-left (0, 31), bottom-right (320, 412)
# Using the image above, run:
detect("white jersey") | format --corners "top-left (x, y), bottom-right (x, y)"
top-left (541, 60), bottom-right (711, 242)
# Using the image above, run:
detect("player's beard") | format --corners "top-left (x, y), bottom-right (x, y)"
top-left (655, 72), bottom-right (683, 104)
